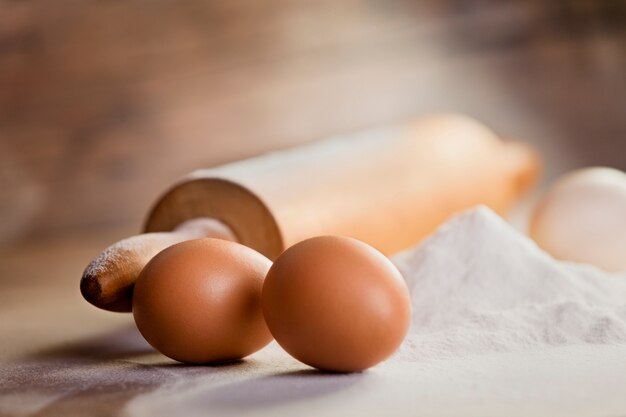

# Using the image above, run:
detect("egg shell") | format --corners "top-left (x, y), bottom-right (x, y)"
top-left (530, 167), bottom-right (626, 272)
top-left (132, 238), bottom-right (273, 364)
top-left (262, 236), bottom-right (412, 373)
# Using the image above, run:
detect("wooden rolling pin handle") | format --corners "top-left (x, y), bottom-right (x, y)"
top-left (80, 218), bottom-right (236, 312)
top-left (502, 140), bottom-right (542, 195)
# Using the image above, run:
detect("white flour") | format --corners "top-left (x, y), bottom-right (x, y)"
top-left (394, 206), bottom-right (626, 360)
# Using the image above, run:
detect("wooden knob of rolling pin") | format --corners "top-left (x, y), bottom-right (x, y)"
top-left (81, 114), bottom-right (541, 312)
top-left (80, 218), bottom-right (236, 312)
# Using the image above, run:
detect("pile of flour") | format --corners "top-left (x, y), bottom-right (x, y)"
top-left (394, 206), bottom-right (626, 360)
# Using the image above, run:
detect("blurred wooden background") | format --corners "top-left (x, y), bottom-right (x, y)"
top-left (1, 0), bottom-right (625, 246)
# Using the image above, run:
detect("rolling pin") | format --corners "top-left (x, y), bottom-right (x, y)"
top-left (81, 114), bottom-right (540, 312)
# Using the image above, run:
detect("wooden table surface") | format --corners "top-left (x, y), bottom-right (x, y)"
top-left (1, 1), bottom-right (625, 416)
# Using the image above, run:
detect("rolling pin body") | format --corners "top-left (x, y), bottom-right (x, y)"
top-left (146, 114), bottom-right (539, 258)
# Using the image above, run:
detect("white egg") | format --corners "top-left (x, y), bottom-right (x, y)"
top-left (530, 167), bottom-right (626, 272)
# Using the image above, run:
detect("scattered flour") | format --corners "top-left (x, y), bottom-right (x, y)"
top-left (82, 218), bottom-right (229, 279)
top-left (394, 206), bottom-right (626, 360)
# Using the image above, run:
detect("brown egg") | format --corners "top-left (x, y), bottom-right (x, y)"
top-left (132, 238), bottom-right (273, 364)
top-left (262, 236), bottom-right (411, 372)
